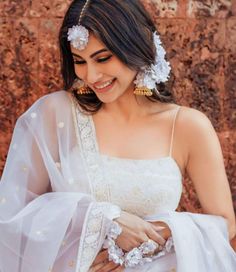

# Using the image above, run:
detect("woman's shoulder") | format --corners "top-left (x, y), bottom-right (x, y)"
top-left (153, 102), bottom-right (213, 128)
top-left (176, 105), bottom-right (218, 155)
top-left (177, 105), bottom-right (214, 132)
top-left (155, 103), bottom-right (215, 141)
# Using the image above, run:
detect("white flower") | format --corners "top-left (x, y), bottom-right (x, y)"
top-left (134, 32), bottom-right (171, 91)
top-left (67, 25), bottom-right (89, 50)
top-left (125, 248), bottom-right (142, 267)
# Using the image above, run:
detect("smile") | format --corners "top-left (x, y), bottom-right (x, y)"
top-left (94, 79), bottom-right (116, 93)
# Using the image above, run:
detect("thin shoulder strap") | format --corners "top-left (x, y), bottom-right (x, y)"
top-left (169, 106), bottom-right (181, 157)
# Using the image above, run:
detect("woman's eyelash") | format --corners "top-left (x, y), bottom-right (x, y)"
top-left (73, 60), bottom-right (86, 64)
top-left (73, 55), bottom-right (112, 65)
top-left (97, 55), bottom-right (112, 63)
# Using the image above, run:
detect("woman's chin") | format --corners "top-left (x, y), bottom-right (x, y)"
top-left (96, 95), bottom-right (118, 104)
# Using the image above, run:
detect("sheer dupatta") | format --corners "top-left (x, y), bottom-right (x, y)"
top-left (0, 91), bottom-right (119, 272)
top-left (145, 212), bottom-right (236, 272)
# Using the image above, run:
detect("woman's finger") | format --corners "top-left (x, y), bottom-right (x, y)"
top-left (116, 230), bottom-right (144, 251)
top-left (96, 261), bottom-right (120, 272)
top-left (151, 222), bottom-right (172, 240)
top-left (111, 265), bottom-right (125, 271)
top-left (147, 226), bottom-right (166, 245)
top-left (89, 262), bottom-right (106, 272)
top-left (92, 249), bottom-right (108, 265)
top-left (136, 232), bottom-right (149, 244)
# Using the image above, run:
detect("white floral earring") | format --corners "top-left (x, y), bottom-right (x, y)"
top-left (134, 32), bottom-right (171, 96)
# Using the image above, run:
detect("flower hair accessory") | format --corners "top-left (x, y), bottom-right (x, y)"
top-left (67, 0), bottom-right (90, 50)
top-left (67, 25), bottom-right (89, 50)
top-left (134, 32), bottom-right (171, 92)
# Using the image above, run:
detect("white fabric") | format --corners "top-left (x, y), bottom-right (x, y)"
top-left (0, 90), bottom-right (235, 272)
top-left (132, 212), bottom-right (236, 272)
top-left (0, 91), bottom-right (120, 272)
top-left (70, 103), bottom-right (182, 217)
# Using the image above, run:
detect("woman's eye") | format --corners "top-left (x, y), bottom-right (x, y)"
top-left (73, 55), bottom-right (112, 65)
top-left (74, 60), bottom-right (86, 65)
top-left (97, 55), bottom-right (112, 63)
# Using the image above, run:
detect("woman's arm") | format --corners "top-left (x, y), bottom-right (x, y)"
top-left (180, 107), bottom-right (236, 239)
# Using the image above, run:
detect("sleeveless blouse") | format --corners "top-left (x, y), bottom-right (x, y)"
top-left (71, 102), bottom-right (183, 218)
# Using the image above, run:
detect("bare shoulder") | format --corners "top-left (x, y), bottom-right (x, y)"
top-left (166, 105), bottom-right (222, 175)
top-left (178, 106), bottom-right (213, 129)
top-left (178, 106), bottom-right (216, 144)
top-left (177, 105), bottom-right (220, 160)
top-left (154, 103), bottom-right (214, 132)
top-left (151, 103), bottom-right (216, 146)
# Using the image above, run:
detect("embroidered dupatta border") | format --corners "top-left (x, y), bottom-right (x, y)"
top-left (70, 95), bottom-right (110, 201)
top-left (70, 95), bottom-right (111, 272)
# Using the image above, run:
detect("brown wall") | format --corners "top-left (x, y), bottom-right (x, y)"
top-left (0, 0), bottom-right (236, 243)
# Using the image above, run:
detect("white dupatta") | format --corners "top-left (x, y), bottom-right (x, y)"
top-left (0, 91), bottom-right (120, 272)
top-left (145, 212), bottom-right (236, 271)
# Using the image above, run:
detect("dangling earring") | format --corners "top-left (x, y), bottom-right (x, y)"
top-left (76, 85), bottom-right (93, 95)
top-left (133, 86), bottom-right (153, 96)
top-left (72, 78), bottom-right (93, 95)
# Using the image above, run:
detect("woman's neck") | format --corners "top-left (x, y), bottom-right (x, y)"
top-left (101, 88), bottom-right (156, 123)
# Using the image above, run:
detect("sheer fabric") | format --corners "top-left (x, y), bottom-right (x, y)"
top-left (0, 91), bottom-right (120, 272)
top-left (0, 91), bottom-right (235, 272)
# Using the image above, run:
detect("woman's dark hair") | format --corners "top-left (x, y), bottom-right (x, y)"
top-left (59, 0), bottom-right (175, 113)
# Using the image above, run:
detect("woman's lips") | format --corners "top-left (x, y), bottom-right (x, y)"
top-left (93, 78), bottom-right (116, 93)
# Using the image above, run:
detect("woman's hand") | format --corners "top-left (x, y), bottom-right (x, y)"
top-left (150, 221), bottom-right (172, 240)
top-left (89, 250), bottom-right (124, 272)
top-left (89, 217), bottom-right (172, 272)
top-left (114, 211), bottom-right (166, 252)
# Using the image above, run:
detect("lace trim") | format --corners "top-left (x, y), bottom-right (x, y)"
top-left (75, 202), bottom-right (111, 272)
top-left (70, 95), bottom-right (94, 194)
top-left (71, 96), bottom-right (110, 202)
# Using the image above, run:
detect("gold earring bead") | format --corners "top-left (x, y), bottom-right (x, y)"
top-left (76, 86), bottom-right (93, 95)
top-left (133, 87), bottom-right (153, 96)
top-left (72, 79), bottom-right (93, 95)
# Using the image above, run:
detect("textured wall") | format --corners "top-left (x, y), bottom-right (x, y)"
top-left (0, 0), bottom-right (236, 244)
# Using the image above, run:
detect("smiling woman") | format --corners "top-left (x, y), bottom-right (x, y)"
top-left (70, 34), bottom-right (137, 104)
top-left (59, 0), bottom-right (173, 112)
top-left (0, 0), bottom-right (236, 272)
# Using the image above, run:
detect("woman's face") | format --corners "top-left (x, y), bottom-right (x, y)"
top-left (70, 33), bottom-right (137, 103)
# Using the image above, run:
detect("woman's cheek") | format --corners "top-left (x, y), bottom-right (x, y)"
top-left (74, 66), bottom-right (85, 79)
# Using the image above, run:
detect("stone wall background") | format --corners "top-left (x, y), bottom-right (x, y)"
top-left (0, 0), bottom-right (235, 245)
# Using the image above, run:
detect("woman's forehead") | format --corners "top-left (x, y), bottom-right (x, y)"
top-left (70, 33), bottom-right (108, 57)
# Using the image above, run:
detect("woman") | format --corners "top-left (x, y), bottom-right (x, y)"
top-left (0, 0), bottom-right (235, 271)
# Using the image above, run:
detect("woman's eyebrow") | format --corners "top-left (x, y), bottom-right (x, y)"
top-left (71, 48), bottom-right (109, 59)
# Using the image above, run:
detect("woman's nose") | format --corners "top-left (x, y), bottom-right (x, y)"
top-left (85, 64), bottom-right (103, 84)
